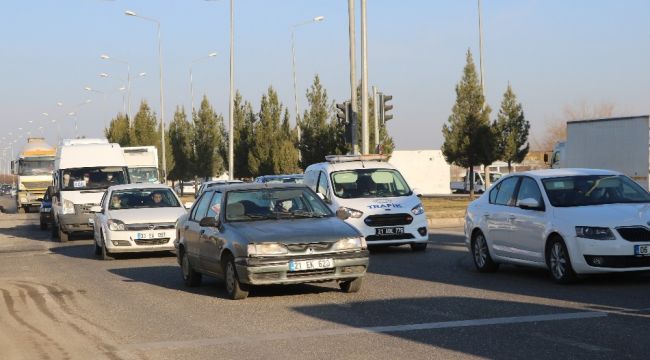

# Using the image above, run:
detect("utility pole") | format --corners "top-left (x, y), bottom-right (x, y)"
top-left (360, 0), bottom-right (369, 154)
top-left (372, 85), bottom-right (378, 152)
top-left (228, 0), bottom-right (234, 180)
top-left (348, 0), bottom-right (358, 155)
top-left (478, 0), bottom-right (490, 190)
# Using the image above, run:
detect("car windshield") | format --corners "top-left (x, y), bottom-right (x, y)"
top-left (542, 175), bottom-right (650, 207)
top-left (19, 158), bottom-right (55, 176)
top-left (225, 187), bottom-right (332, 222)
top-left (331, 169), bottom-right (412, 199)
top-left (258, 176), bottom-right (304, 184)
top-left (128, 167), bottom-right (159, 183)
top-left (109, 188), bottom-right (180, 210)
top-left (60, 167), bottom-right (128, 191)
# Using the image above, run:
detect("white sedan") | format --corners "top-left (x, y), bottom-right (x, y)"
top-left (465, 168), bottom-right (650, 283)
top-left (92, 184), bottom-right (187, 260)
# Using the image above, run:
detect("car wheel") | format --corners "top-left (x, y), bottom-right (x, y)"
top-left (58, 224), bottom-right (69, 243)
top-left (546, 237), bottom-right (577, 284)
top-left (51, 218), bottom-right (59, 238)
top-left (223, 254), bottom-right (249, 300)
top-left (101, 234), bottom-right (113, 260)
top-left (410, 242), bottom-right (427, 252)
top-left (471, 231), bottom-right (499, 273)
top-left (94, 236), bottom-right (102, 256)
top-left (181, 250), bottom-right (202, 287)
top-left (340, 277), bottom-right (363, 293)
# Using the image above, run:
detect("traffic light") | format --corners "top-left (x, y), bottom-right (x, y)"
top-left (335, 101), bottom-right (349, 126)
top-left (378, 93), bottom-right (393, 124)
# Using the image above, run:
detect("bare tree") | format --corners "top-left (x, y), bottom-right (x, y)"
top-left (538, 101), bottom-right (619, 151)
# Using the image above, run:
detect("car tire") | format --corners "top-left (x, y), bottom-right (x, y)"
top-left (546, 236), bottom-right (577, 284)
top-left (340, 277), bottom-right (363, 293)
top-left (471, 231), bottom-right (499, 273)
top-left (410, 242), bottom-right (427, 252)
top-left (223, 254), bottom-right (249, 300)
top-left (51, 218), bottom-right (59, 239)
top-left (58, 224), bottom-right (69, 243)
top-left (94, 237), bottom-right (102, 256)
top-left (101, 235), bottom-right (114, 260)
top-left (181, 250), bottom-right (202, 287)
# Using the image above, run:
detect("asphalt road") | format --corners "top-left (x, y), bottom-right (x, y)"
top-left (0, 194), bottom-right (649, 360)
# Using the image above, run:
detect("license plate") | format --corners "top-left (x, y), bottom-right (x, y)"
top-left (289, 258), bottom-right (333, 272)
top-left (634, 244), bottom-right (650, 256)
top-left (376, 227), bottom-right (404, 236)
top-left (136, 231), bottom-right (167, 240)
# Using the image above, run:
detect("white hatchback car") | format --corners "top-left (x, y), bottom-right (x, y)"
top-left (465, 168), bottom-right (650, 283)
top-left (92, 184), bottom-right (187, 260)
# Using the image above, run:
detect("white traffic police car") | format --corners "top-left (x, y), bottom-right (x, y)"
top-left (305, 155), bottom-right (428, 251)
top-left (465, 168), bottom-right (650, 283)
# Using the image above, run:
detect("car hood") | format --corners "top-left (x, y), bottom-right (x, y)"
top-left (108, 207), bottom-right (187, 224)
top-left (553, 203), bottom-right (650, 227)
top-left (226, 217), bottom-right (360, 244)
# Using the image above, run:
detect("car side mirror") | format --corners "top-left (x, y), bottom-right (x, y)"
top-left (184, 202), bottom-right (193, 209)
top-left (518, 198), bottom-right (541, 210)
top-left (412, 187), bottom-right (422, 198)
top-left (89, 205), bottom-right (103, 213)
top-left (199, 216), bottom-right (220, 228)
top-left (336, 207), bottom-right (351, 220)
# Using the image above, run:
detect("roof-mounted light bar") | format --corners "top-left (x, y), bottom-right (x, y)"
top-left (325, 154), bottom-right (388, 163)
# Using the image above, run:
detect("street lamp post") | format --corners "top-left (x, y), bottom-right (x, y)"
top-left (125, 10), bottom-right (167, 183)
top-left (190, 52), bottom-right (218, 114)
top-left (291, 15), bottom-right (325, 158)
top-left (100, 54), bottom-right (131, 119)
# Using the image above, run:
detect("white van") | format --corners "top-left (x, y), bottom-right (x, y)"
top-left (51, 139), bottom-right (130, 242)
top-left (304, 155), bottom-right (429, 251)
top-left (122, 146), bottom-right (160, 184)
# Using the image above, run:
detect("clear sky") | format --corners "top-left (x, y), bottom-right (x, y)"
top-left (1, 0), bottom-right (649, 158)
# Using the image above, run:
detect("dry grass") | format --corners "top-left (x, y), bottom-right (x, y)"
top-left (421, 196), bottom-right (473, 218)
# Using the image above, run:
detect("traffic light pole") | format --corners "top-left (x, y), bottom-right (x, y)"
top-left (348, 0), bottom-right (359, 155)
top-left (372, 86), bottom-right (378, 153)
top-left (360, 0), bottom-right (369, 155)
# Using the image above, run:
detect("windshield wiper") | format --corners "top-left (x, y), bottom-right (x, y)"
top-left (290, 211), bottom-right (326, 218)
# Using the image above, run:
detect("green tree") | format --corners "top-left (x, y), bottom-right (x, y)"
top-left (193, 96), bottom-right (226, 179)
top-left (249, 87), bottom-right (284, 176)
top-left (441, 50), bottom-right (494, 196)
top-left (168, 106), bottom-right (193, 182)
top-left (104, 113), bottom-right (131, 146)
top-left (300, 75), bottom-right (336, 167)
top-left (274, 109), bottom-right (300, 174)
top-left (494, 83), bottom-right (530, 173)
top-left (233, 91), bottom-right (255, 179)
top-left (131, 100), bottom-right (159, 147)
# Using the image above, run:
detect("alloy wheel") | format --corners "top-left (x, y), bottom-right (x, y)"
top-left (549, 242), bottom-right (567, 279)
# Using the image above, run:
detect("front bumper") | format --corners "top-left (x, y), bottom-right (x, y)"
top-left (104, 228), bottom-right (176, 253)
top-left (570, 237), bottom-right (650, 273)
top-left (345, 215), bottom-right (429, 246)
top-left (236, 250), bottom-right (370, 285)
top-left (58, 213), bottom-right (94, 233)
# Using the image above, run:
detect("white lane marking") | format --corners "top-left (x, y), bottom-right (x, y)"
top-left (120, 311), bottom-right (606, 353)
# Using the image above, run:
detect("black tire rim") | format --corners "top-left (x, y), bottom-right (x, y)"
top-left (473, 234), bottom-right (488, 268)
top-left (549, 242), bottom-right (567, 279)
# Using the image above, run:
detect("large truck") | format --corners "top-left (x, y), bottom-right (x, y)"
top-left (11, 138), bottom-right (56, 213)
top-left (388, 150), bottom-right (451, 195)
top-left (122, 146), bottom-right (160, 184)
top-left (51, 138), bottom-right (130, 242)
top-left (548, 115), bottom-right (650, 189)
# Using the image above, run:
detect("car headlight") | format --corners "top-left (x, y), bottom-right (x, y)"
top-left (575, 226), bottom-right (615, 240)
top-left (108, 219), bottom-right (126, 231)
top-left (411, 203), bottom-right (425, 216)
top-left (247, 243), bottom-right (288, 256)
top-left (341, 207), bottom-right (364, 218)
top-left (62, 199), bottom-right (75, 214)
top-left (333, 237), bottom-right (367, 251)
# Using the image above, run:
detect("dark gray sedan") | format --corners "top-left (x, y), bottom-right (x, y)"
top-left (175, 183), bottom-right (369, 299)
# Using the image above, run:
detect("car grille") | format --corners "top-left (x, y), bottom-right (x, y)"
top-left (364, 213), bottom-right (413, 227)
top-left (584, 255), bottom-right (650, 268)
top-left (134, 238), bottom-right (170, 246)
top-left (286, 269), bottom-right (336, 278)
top-left (126, 223), bottom-right (176, 231)
top-left (616, 227), bottom-right (650, 242)
top-left (22, 181), bottom-right (51, 190)
top-left (285, 242), bottom-right (332, 252)
top-left (365, 233), bottom-right (415, 241)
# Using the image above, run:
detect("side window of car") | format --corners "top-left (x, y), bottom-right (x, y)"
top-left (489, 183), bottom-right (499, 204)
top-left (191, 192), bottom-right (213, 222)
top-left (304, 170), bottom-right (317, 190)
top-left (494, 177), bottom-right (519, 206)
top-left (206, 192), bottom-right (223, 218)
top-left (516, 177), bottom-right (544, 209)
top-left (317, 171), bottom-right (329, 198)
